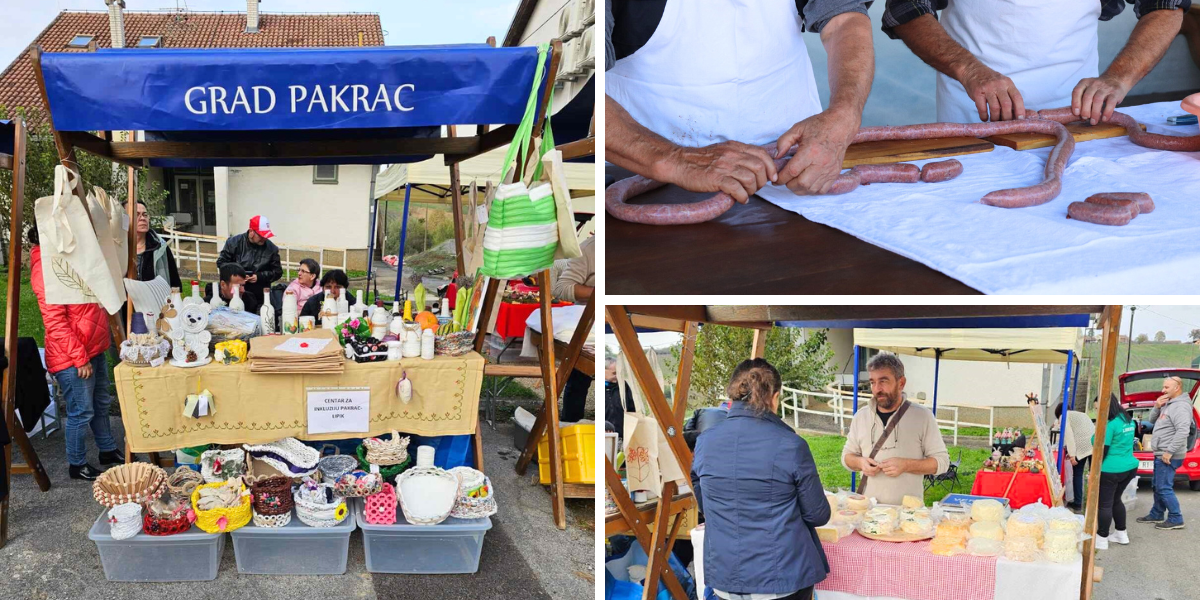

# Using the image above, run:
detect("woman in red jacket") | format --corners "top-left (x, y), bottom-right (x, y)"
top-left (27, 224), bottom-right (121, 480)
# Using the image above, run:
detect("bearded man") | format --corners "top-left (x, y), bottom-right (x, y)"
top-left (841, 352), bottom-right (950, 505)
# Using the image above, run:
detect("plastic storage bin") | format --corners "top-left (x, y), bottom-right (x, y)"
top-left (538, 423), bottom-right (595, 484)
top-left (230, 509), bottom-right (356, 575)
top-left (88, 509), bottom-right (225, 582)
top-left (355, 500), bottom-right (491, 574)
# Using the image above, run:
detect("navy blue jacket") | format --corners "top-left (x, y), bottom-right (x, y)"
top-left (692, 402), bottom-right (830, 595)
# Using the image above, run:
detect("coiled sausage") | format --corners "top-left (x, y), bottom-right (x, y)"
top-left (1086, 192), bottom-right (1154, 215)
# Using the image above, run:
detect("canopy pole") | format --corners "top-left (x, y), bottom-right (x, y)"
top-left (851, 344), bottom-right (861, 491)
top-left (448, 125), bottom-right (466, 276)
top-left (393, 183), bottom-right (412, 300)
top-left (1056, 353), bottom-right (1074, 474)
top-left (933, 349), bottom-right (942, 415)
top-left (366, 165), bottom-right (378, 298)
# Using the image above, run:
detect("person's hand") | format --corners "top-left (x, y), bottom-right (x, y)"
top-left (77, 362), bottom-right (93, 379)
top-left (959, 62), bottom-right (1025, 122)
top-left (660, 141), bottom-right (779, 204)
top-left (1069, 456), bottom-right (1078, 466)
top-left (1072, 75), bottom-right (1130, 125)
top-left (1162, 452), bottom-right (1173, 464)
top-left (879, 457), bottom-right (909, 477)
top-left (1156, 394), bottom-right (1170, 408)
top-left (861, 457), bottom-right (883, 477)
top-left (774, 107), bottom-right (861, 195)
top-left (247, 274), bottom-right (258, 283)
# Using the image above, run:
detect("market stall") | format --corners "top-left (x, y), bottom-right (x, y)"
top-left (13, 39), bottom-right (579, 575)
top-left (606, 305), bottom-right (1122, 600)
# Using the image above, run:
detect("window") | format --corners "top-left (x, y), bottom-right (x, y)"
top-left (67, 35), bottom-right (94, 48)
top-left (136, 36), bottom-right (162, 48)
top-left (313, 165), bottom-right (339, 184)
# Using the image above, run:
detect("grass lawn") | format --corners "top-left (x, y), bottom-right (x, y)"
top-left (805, 433), bottom-right (994, 506)
top-left (954, 425), bottom-right (1033, 438)
top-left (0, 272), bottom-right (46, 345)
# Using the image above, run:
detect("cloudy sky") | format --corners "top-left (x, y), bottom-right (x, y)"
top-left (0, 0), bottom-right (521, 68)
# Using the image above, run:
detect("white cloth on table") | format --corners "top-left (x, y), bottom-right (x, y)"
top-left (519, 305), bottom-right (595, 358)
top-left (995, 555), bottom-right (1082, 600)
top-left (754, 101), bottom-right (1200, 294)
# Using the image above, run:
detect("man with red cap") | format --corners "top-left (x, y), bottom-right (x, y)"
top-left (217, 215), bottom-right (282, 301)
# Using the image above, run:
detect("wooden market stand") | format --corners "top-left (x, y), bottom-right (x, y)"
top-left (605, 305), bottom-right (1123, 600)
top-left (2, 40), bottom-right (589, 543)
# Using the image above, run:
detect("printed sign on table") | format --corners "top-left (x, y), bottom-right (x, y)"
top-left (307, 387), bottom-right (370, 434)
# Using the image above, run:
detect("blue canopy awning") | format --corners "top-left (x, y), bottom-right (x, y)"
top-left (775, 314), bottom-right (1091, 330)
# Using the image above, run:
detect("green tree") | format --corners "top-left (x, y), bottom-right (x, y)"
top-left (1190, 328), bottom-right (1200, 343)
top-left (0, 107), bottom-right (169, 261)
top-left (678, 324), bottom-right (836, 412)
top-left (1154, 331), bottom-right (1166, 343)
top-left (1135, 333), bottom-right (1149, 343)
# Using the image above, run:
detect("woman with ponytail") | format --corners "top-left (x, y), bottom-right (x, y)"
top-left (691, 358), bottom-right (830, 600)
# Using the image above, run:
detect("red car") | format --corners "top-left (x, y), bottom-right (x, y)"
top-left (1119, 368), bottom-right (1200, 490)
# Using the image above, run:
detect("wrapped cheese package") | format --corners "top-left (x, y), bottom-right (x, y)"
top-left (1043, 529), bottom-right (1080, 563)
top-left (901, 516), bottom-right (934, 535)
top-left (826, 493), bottom-right (840, 518)
top-left (860, 511), bottom-right (895, 535)
top-left (967, 537), bottom-right (1003, 557)
top-left (936, 516), bottom-right (971, 542)
top-left (846, 493), bottom-right (871, 511)
top-left (930, 535), bottom-right (966, 556)
top-left (1004, 535), bottom-right (1041, 562)
top-left (1006, 513), bottom-right (1046, 546)
top-left (970, 498), bottom-right (1005, 523)
top-left (832, 510), bottom-right (863, 526)
top-left (969, 520), bottom-right (1005, 541)
top-left (902, 495), bottom-right (924, 509)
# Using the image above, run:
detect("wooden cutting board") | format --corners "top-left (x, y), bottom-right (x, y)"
top-left (842, 136), bottom-right (994, 167)
top-left (985, 121), bottom-right (1146, 150)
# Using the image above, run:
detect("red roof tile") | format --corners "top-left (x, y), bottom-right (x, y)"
top-left (0, 10), bottom-right (384, 126)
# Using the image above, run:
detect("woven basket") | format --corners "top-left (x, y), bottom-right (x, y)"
top-left (395, 466), bottom-right (459, 526)
top-left (355, 444), bottom-right (411, 480)
top-left (190, 481), bottom-right (252, 533)
top-left (93, 462), bottom-right (167, 508)
top-left (167, 468), bottom-right (205, 500)
top-left (253, 511), bottom-right (293, 528)
top-left (109, 503), bottom-right (144, 540)
top-left (250, 476), bottom-right (294, 517)
top-left (448, 467), bottom-right (497, 519)
top-left (143, 504), bottom-right (195, 536)
top-left (333, 470), bottom-right (383, 498)
top-left (243, 438), bottom-right (320, 479)
top-left (293, 480), bottom-right (349, 528)
top-left (318, 454), bottom-right (360, 485)
top-left (200, 448), bottom-right (247, 483)
top-left (364, 482), bottom-right (397, 525)
top-left (362, 430), bottom-right (411, 466)
top-left (435, 331), bottom-right (476, 357)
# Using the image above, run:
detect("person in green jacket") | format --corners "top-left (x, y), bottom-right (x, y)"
top-left (1094, 394), bottom-right (1138, 550)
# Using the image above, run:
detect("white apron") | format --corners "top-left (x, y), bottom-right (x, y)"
top-left (606, 0), bottom-right (822, 147)
top-left (936, 0), bottom-right (1100, 123)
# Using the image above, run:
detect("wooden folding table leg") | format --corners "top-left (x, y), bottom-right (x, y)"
top-left (124, 441), bottom-right (132, 464)
top-left (604, 458), bottom-right (689, 600)
top-left (643, 481), bottom-right (678, 600)
top-left (534, 270), bottom-right (565, 530)
top-left (472, 278), bottom-right (501, 355)
top-left (473, 422), bottom-right (485, 473)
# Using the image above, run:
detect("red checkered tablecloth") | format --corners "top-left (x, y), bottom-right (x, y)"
top-left (817, 533), bottom-right (997, 600)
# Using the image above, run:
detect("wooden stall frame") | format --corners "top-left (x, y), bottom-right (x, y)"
top-left (15, 41), bottom-right (571, 532)
top-left (608, 305), bottom-right (1121, 600)
top-left (1, 117), bottom-right (53, 550)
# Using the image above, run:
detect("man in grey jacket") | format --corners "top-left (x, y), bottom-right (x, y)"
top-left (1138, 376), bottom-right (1194, 529)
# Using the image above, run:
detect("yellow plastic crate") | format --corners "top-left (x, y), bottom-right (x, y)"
top-left (538, 424), bottom-right (595, 485)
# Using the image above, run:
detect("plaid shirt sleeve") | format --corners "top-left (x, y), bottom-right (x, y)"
top-left (800, 0), bottom-right (874, 33)
top-left (881, 0), bottom-right (948, 39)
top-left (1102, 0), bottom-right (1192, 21)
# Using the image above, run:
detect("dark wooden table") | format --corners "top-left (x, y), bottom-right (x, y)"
top-left (606, 166), bottom-right (981, 294)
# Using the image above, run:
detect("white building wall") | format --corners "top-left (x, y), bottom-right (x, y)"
top-left (222, 165), bottom-right (374, 250)
top-left (514, 0), bottom-right (595, 113)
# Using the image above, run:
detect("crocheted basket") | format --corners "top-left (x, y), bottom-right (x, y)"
top-left (243, 438), bottom-right (320, 479)
top-left (395, 466), bottom-right (459, 526)
top-left (448, 467), bottom-right (497, 519)
top-left (361, 430), bottom-right (411, 466)
top-left (332, 470), bottom-right (383, 498)
top-left (355, 444), bottom-right (411, 480)
top-left (363, 482), bottom-right (397, 525)
top-left (167, 467), bottom-right (205, 500)
top-left (190, 481), bottom-right (252, 533)
top-left (143, 502), bottom-right (196, 536)
top-left (318, 454), bottom-right (360, 485)
top-left (200, 448), bottom-right (247, 483)
top-left (293, 479), bottom-right (349, 528)
top-left (250, 476), bottom-right (294, 518)
top-left (435, 331), bottom-right (476, 357)
top-left (93, 462), bottom-right (167, 508)
top-left (108, 503), bottom-right (143, 540)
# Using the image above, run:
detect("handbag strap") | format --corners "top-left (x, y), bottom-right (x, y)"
top-left (500, 43), bottom-right (550, 181)
top-left (47, 165), bottom-right (80, 253)
top-left (856, 400), bottom-right (912, 493)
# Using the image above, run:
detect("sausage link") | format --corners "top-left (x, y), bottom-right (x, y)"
top-left (1086, 192), bottom-right (1154, 215)
top-left (851, 163), bottom-right (921, 184)
top-left (1083, 194), bottom-right (1139, 219)
top-left (1067, 201), bottom-right (1133, 226)
top-left (920, 159), bottom-right (964, 183)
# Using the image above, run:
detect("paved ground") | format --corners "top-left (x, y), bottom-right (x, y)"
top-left (1094, 478), bottom-right (1199, 600)
top-left (1, 416), bottom-right (593, 600)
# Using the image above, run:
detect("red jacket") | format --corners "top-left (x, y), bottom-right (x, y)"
top-left (29, 246), bottom-right (111, 374)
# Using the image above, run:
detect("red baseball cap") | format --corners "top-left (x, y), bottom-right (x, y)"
top-left (249, 215), bottom-right (274, 239)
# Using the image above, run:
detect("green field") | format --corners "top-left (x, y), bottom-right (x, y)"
top-left (1081, 340), bottom-right (1200, 402)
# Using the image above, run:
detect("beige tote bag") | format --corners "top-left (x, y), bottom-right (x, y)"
top-left (86, 185), bottom-right (129, 296)
top-left (542, 149), bottom-right (582, 260)
top-left (619, 349), bottom-right (685, 498)
top-left (34, 166), bottom-right (126, 313)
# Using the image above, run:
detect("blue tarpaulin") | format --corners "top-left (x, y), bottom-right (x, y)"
top-left (39, 44), bottom-right (547, 132)
top-left (0, 120), bottom-right (13, 157)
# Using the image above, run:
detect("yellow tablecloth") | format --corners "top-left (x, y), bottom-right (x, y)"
top-left (114, 352), bottom-right (485, 452)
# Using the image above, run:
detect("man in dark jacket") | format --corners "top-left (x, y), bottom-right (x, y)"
top-left (204, 264), bottom-right (262, 314)
top-left (217, 215), bottom-right (282, 301)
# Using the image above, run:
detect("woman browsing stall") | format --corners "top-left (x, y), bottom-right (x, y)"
top-left (1094, 394), bottom-right (1137, 550)
top-left (691, 359), bottom-right (830, 600)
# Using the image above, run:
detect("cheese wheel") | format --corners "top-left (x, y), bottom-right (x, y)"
top-left (970, 499), bottom-right (1004, 523)
top-left (860, 514), bottom-right (895, 535)
top-left (929, 535), bottom-right (965, 556)
top-left (866, 506), bottom-right (898, 522)
top-left (846, 494), bottom-right (871, 511)
top-left (826, 493), bottom-right (839, 517)
top-left (1004, 535), bottom-right (1040, 562)
top-left (901, 516), bottom-right (933, 534)
top-left (1006, 514), bottom-right (1046, 545)
top-left (832, 510), bottom-right (862, 525)
top-left (967, 537), bottom-right (1003, 557)
top-left (969, 521), bottom-right (1005, 541)
top-left (936, 518), bottom-right (970, 541)
top-left (902, 495), bottom-right (924, 509)
top-left (1043, 530), bottom-right (1079, 563)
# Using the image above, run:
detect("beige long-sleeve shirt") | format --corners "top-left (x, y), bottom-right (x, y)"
top-left (841, 401), bottom-right (950, 506)
top-left (551, 236), bottom-right (594, 302)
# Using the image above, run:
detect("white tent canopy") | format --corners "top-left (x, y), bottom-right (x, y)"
top-left (853, 327), bottom-right (1082, 364)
